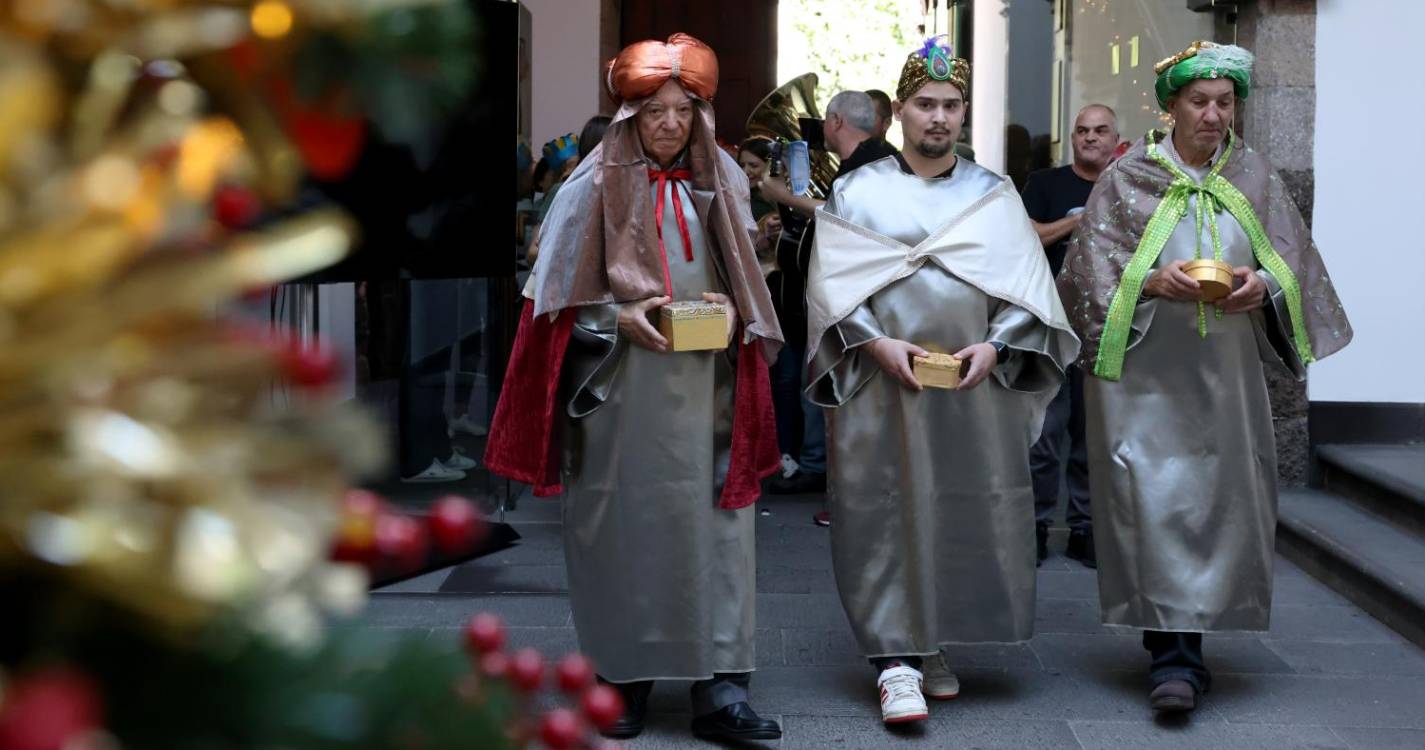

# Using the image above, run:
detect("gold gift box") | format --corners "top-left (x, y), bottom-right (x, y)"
top-left (912, 352), bottom-right (964, 389)
top-left (659, 300), bottom-right (728, 352)
top-left (1183, 259), bottom-right (1234, 302)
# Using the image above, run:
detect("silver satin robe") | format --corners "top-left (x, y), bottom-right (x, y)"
top-left (1084, 136), bottom-right (1302, 633)
top-left (809, 158), bottom-right (1068, 656)
top-left (559, 177), bottom-right (756, 681)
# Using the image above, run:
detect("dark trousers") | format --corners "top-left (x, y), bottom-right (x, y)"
top-left (608, 673), bottom-right (751, 716)
top-left (1030, 364), bottom-right (1092, 532)
top-left (1143, 630), bottom-right (1210, 693)
top-left (769, 342), bottom-right (827, 474)
top-left (870, 655), bottom-right (924, 673)
top-left (770, 342), bottom-right (805, 458)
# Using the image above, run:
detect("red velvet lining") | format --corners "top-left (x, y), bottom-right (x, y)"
top-left (483, 300), bottom-right (574, 496)
top-left (718, 336), bottom-right (780, 509)
top-left (484, 303), bottom-right (778, 508)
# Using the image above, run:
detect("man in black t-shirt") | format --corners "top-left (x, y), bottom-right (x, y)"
top-left (1021, 103), bottom-right (1118, 568)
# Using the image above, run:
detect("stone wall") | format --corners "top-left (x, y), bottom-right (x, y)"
top-left (1236, 0), bottom-right (1315, 484)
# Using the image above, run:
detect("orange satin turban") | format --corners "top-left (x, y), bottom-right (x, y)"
top-left (605, 33), bottom-right (719, 104)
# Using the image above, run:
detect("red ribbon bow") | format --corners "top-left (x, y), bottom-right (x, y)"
top-left (648, 167), bottom-right (694, 296)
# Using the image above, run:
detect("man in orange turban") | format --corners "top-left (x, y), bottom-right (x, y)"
top-left (484, 34), bottom-right (783, 742)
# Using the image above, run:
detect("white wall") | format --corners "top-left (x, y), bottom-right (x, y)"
top-left (1309, 0), bottom-right (1425, 403)
top-left (522, 0), bottom-right (602, 154)
top-left (971, 0), bottom-right (1008, 174)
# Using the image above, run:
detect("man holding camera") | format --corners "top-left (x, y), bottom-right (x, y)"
top-left (757, 91), bottom-right (897, 508)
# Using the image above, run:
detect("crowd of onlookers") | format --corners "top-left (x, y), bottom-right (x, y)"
top-left (516, 115), bottom-right (612, 265)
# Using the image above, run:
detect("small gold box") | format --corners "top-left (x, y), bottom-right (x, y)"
top-left (912, 352), bottom-right (964, 389)
top-left (1182, 259), bottom-right (1234, 302)
top-left (658, 301), bottom-right (728, 352)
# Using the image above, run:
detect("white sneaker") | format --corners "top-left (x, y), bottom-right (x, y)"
top-left (877, 665), bottom-right (929, 724)
top-left (444, 449), bottom-right (478, 471)
top-left (922, 652), bottom-right (960, 700)
top-left (779, 453), bottom-right (799, 479)
top-left (447, 413), bottom-right (488, 438)
top-left (400, 459), bottom-right (466, 483)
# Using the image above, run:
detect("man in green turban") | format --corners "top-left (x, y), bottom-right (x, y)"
top-left (1057, 41), bottom-right (1352, 715)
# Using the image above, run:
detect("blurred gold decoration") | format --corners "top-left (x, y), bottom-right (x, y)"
top-left (0, 0), bottom-right (443, 647)
top-left (250, 1), bottom-right (295, 40)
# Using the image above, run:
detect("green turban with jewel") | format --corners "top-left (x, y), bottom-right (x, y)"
top-left (1154, 41), bottom-right (1254, 110)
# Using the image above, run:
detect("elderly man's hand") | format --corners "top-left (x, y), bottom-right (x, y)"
top-left (1142, 260), bottom-right (1202, 301)
top-left (1218, 266), bottom-right (1267, 314)
top-left (701, 291), bottom-right (739, 344)
top-left (866, 338), bottom-right (929, 391)
top-left (617, 296), bottom-right (672, 352)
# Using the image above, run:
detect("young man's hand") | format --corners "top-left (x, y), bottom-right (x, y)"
top-left (867, 338), bottom-right (930, 391)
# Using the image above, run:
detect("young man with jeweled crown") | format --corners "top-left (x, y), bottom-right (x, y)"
top-left (804, 37), bottom-right (1079, 727)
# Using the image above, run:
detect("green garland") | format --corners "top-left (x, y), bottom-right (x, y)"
top-left (1093, 131), bottom-right (1316, 380)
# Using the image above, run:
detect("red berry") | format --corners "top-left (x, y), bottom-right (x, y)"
top-left (579, 684), bottom-right (625, 731)
top-left (554, 653), bottom-right (594, 694)
top-left (373, 513), bottom-right (428, 572)
top-left (479, 651), bottom-right (509, 678)
top-left (428, 495), bottom-right (485, 555)
top-left (238, 284), bottom-right (276, 304)
top-left (213, 184), bottom-right (262, 229)
top-left (330, 536), bottom-right (373, 565)
top-left (537, 708), bottom-right (582, 750)
top-left (0, 669), bottom-right (103, 750)
top-left (342, 489), bottom-right (384, 517)
top-left (507, 648), bottom-right (544, 692)
top-left (332, 489), bottom-right (384, 564)
top-left (463, 613), bottom-right (506, 656)
top-left (281, 341), bottom-right (339, 387)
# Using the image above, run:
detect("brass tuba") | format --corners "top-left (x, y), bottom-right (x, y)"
top-left (745, 73), bottom-right (840, 199)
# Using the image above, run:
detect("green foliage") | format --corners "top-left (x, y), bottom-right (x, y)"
top-left (779, 0), bottom-right (918, 107)
top-left (295, 3), bottom-right (480, 156)
top-left (3, 579), bottom-right (513, 750)
top-left (95, 625), bottom-right (512, 749)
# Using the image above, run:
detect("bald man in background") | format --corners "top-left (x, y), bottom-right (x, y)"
top-left (1021, 104), bottom-right (1118, 569)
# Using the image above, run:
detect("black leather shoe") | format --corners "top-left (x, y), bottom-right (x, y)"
top-left (769, 470), bottom-right (827, 495)
top-left (1149, 679), bottom-right (1197, 713)
top-left (597, 677), bottom-right (652, 739)
top-left (1035, 524), bottom-right (1048, 567)
top-left (1066, 530), bottom-right (1097, 569)
top-left (690, 701), bottom-right (783, 741)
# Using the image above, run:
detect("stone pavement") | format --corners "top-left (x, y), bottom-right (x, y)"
top-left (365, 493), bottom-right (1425, 749)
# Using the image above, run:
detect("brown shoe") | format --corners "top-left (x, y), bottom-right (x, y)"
top-left (1149, 679), bottom-right (1197, 713)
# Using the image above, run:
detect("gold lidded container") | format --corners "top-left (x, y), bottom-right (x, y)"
top-left (658, 300), bottom-right (728, 351)
top-left (1183, 259), bottom-right (1235, 301)
top-left (912, 352), bottom-right (964, 389)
